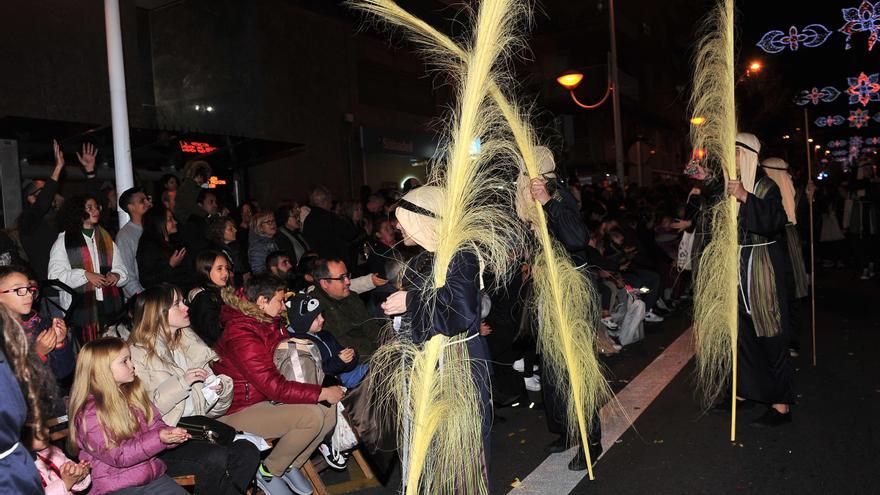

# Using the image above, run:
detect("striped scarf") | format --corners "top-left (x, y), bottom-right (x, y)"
top-left (743, 177), bottom-right (781, 337)
top-left (65, 226), bottom-right (123, 343)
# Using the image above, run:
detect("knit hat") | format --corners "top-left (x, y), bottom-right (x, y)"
top-left (285, 292), bottom-right (321, 334)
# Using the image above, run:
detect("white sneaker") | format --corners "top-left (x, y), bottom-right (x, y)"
top-left (318, 443), bottom-right (347, 470)
top-left (600, 316), bottom-right (618, 330)
top-left (512, 358), bottom-right (538, 373)
top-left (524, 374), bottom-right (541, 392)
top-left (644, 309), bottom-right (665, 323)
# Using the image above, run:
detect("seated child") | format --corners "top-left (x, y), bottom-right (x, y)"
top-left (285, 292), bottom-right (368, 389)
top-left (68, 337), bottom-right (190, 495)
top-left (31, 434), bottom-right (91, 494)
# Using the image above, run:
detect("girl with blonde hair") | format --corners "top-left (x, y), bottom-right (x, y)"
top-left (128, 283), bottom-right (259, 494)
top-left (68, 337), bottom-right (189, 494)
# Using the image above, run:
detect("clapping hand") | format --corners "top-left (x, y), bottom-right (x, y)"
top-left (51, 318), bottom-right (67, 344)
top-left (159, 427), bottom-right (190, 444)
top-left (35, 328), bottom-right (58, 356)
top-left (60, 460), bottom-right (90, 490)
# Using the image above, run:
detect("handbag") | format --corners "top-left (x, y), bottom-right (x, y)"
top-left (177, 415), bottom-right (237, 447)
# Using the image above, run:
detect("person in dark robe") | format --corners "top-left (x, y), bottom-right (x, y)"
top-left (515, 147), bottom-right (604, 470)
top-left (727, 133), bottom-right (794, 427)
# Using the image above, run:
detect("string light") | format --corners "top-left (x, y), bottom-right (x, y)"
top-left (846, 71), bottom-right (880, 106)
top-left (849, 108), bottom-right (872, 128)
top-left (839, 1), bottom-right (880, 50)
top-left (815, 115), bottom-right (846, 127)
top-left (795, 86), bottom-right (841, 105)
top-left (757, 24), bottom-right (832, 53)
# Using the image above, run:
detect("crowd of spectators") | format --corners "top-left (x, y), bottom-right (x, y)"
top-left (1, 139), bottom-right (875, 494)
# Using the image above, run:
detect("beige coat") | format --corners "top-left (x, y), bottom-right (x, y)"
top-left (130, 328), bottom-right (233, 426)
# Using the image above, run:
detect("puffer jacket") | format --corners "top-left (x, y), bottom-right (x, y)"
top-left (213, 293), bottom-right (322, 415)
top-left (129, 328), bottom-right (233, 426)
top-left (74, 398), bottom-right (170, 495)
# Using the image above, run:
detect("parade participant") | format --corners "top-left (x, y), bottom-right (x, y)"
top-left (727, 134), bottom-right (794, 426)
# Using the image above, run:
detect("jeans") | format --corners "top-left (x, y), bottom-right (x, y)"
top-left (160, 439), bottom-right (260, 495)
top-left (622, 269), bottom-right (661, 310)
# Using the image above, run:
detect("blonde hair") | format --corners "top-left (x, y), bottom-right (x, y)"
top-left (250, 211), bottom-right (275, 237)
top-left (68, 337), bottom-right (154, 455)
top-left (128, 283), bottom-right (183, 360)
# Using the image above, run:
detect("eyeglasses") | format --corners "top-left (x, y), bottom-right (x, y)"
top-left (320, 273), bottom-right (351, 282)
top-left (1, 286), bottom-right (38, 297)
top-left (260, 219), bottom-right (276, 226)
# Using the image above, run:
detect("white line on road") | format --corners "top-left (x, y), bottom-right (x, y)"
top-left (508, 327), bottom-right (695, 494)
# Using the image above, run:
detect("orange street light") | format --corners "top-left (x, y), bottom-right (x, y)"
top-left (556, 69), bottom-right (613, 110)
top-left (690, 116), bottom-right (706, 126)
top-left (556, 73), bottom-right (584, 90)
top-left (748, 61), bottom-right (763, 72)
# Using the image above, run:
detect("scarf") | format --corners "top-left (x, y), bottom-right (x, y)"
top-left (761, 157), bottom-right (798, 224)
top-left (65, 225), bottom-right (123, 343)
top-left (741, 177), bottom-right (781, 337)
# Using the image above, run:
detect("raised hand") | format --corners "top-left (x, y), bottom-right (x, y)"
top-left (53, 140), bottom-right (65, 169)
top-left (76, 143), bottom-right (98, 173)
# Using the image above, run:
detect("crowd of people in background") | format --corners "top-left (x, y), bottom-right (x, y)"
top-left (0, 138), bottom-right (876, 494)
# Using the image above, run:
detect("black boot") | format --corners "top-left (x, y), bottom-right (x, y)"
top-left (567, 441), bottom-right (603, 471)
top-left (545, 435), bottom-right (568, 455)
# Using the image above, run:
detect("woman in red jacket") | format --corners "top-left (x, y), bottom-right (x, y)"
top-left (213, 274), bottom-right (343, 495)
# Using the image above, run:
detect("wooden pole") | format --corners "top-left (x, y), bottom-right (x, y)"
top-left (804, 108), bottom-right (817, 366)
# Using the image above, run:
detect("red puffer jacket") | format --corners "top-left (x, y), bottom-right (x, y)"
top-left (213, 303), bottom-right (321, 415)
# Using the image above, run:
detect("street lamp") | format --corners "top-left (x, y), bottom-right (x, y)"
top-left (555, 0), bottom-right (625, 186)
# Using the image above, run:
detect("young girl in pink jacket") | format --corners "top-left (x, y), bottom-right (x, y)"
top-left (68, 337), bottom-right (190, 495)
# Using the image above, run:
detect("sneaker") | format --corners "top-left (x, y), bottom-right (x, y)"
top-left (644, 309), bottom-right (665, 323)
top-left (524, 374), bottom-right (542, 392)
top-left (655, 298), bottom-right (672, 312)
top-left (512, 358), bottom-right (538, 373)
top-left (788, 347), bottom-right (800, 358)
top-left (256, 465), bottom-right (296, 495)
top-left (281, 466), bottom-right (315, 495)
top-left (318, 443), bottom-right (347, 470)
top-left (600, 316), bottom-right (618, 330)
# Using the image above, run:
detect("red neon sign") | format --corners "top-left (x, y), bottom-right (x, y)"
top-left (179, 140), bottom-right (217, 154)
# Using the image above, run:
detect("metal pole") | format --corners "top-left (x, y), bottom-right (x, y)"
top-left (104, 0), bottom-right (134, 228)
top-left (804, 108), bottom-right (817, 366)
top-left (609, 0), bottom-right (625, 185)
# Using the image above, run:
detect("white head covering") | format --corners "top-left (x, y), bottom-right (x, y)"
top-left (395, 185), bottom-right (445, 252)
top-left (735, 132), bottom-right (761, 193)
top-left (515, 146), bottom-right (556, 225)
top-left (761, 157), bottom-right (797, 224)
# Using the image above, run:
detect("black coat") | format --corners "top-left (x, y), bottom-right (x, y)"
top-left (302, 206), bottom-right (359, 266)
top-left (136, 237), bottom-right (193, 290)
top-left (18, 179), bottom-right (60, 280)
top-left (187, 286), bottom-right (225, 347)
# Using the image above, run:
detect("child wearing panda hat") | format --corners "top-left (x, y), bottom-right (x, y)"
top-left (285, 292), bottom-right (369, 389)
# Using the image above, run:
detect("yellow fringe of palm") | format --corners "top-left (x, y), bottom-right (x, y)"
top-left (349, 0), bottom-right (612, 479)
top-left (689, 0), bottom-right (739, 439)
top-left (369, 332), bottom-right (486, 494)
top-left (350, 0), bottom-right (529, 492)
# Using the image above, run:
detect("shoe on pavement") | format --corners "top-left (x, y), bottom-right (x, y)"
top-left (524, 374), bottom-right (541, 392)
top-left (545, 436), bottom-right (569, 455)
top-left (281, 466), bottom-right (315, 495)
top-left (318, 443), bottom-right (347, 470)
top-left (512, 358), bottom-right (539, 373)
top-left (644, 309), bottom-right (665, 323)
top-left (600, 316), bottom-right (619, 330)
top-left (655, 298), bottom-right (672, 312)
top-left (750, 408), bottom-right (792, 428)
top-left (567, 442), bottom-right (603, 471)
top-left (256, 465), bottom-right (297, 495)
top-left (788, 347), bottom-right (800, 358)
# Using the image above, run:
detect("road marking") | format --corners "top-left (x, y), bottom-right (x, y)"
top-left (508, 327), bottom-right (695, 494)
